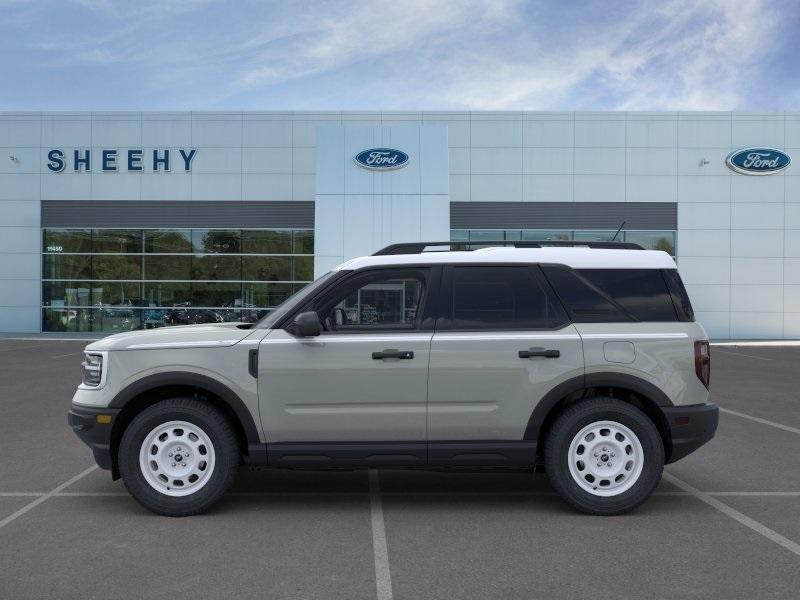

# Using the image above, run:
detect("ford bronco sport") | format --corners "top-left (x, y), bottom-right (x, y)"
top-left (68, 240), bottom-right (718, 516)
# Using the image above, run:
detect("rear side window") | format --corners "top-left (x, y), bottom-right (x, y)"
top-left (662, 269), bottom-right (695, 322)
top-left (448, 266), bottom-right (568, 330)
top-left (541, 266), bottom-right (631, 323)
top-left (577, 269), bottom-right (678, 322)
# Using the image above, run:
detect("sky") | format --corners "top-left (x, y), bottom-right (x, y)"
top-left (0, 0), bottom-right (798, 111)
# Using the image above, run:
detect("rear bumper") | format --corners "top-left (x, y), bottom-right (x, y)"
top-left (67, 405), bottom-right (120, 471)
top-left (662, 402), bottom-right (719, 464)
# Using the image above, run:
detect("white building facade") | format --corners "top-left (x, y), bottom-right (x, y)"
top-left (0, 111), bottom-right (798, 339)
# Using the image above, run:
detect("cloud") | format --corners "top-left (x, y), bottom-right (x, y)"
top-left (0, 0), bottom-right (794, 110)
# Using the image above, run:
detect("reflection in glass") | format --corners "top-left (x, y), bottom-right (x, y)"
top-left (242, 230), bottom-right (291, 254)
top-left (242, 283), bottom-right (294, 308)
top-left (144, 255), bottom-right (192, 280)
top-left (143, 282), bottom-right (191, 307)
top-left (43, 255), bottom-right (92, 280)
top-left (43, 229), bottom-right (92, 253)
top-left (144, 230), bottom-right (191, 253)
top-left (92, 255), bottom-right (142, 280)
top-left (42, 228), bottom-right (314, 332)
top-left (191, 230), bottom-right (241, 254)
top-left (623, 231), bottom-right (676, 255)
top-left (242, 256), bottom-right (291, 281)
top-left (93, 230), bottom-right (142, 253)
top-left (293, 230), bottom-right (314, 254)
top-left (191, 255), bottom-right (242, 280)
top-left (191, 281), bottom-right (242, 307)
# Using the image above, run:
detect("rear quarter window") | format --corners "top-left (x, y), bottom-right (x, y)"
top-left (576, 269), bottom-right (678, 322)
top-left (542, 266), bottom-right (683, 322)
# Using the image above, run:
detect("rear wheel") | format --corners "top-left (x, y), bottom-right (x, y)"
top-left (544, 397), bottom-right (664, 515)
top-left (118, 398), bottom-right (239, 516)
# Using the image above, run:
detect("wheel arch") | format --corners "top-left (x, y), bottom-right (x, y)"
top-left (108, 372), bottom-right (261, 479)
top-left (526, 373), bottom-right (674, 462)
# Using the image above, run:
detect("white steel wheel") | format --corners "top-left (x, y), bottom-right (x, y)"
top-left (567, 420), bottom-right (644, 497)
top-left (138, 420), bottom-right (216, 497)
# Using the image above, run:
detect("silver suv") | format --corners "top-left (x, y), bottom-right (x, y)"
top-left (68, 240), bottom-right (718, 516)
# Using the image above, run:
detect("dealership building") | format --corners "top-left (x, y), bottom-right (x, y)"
top-left (0, 110), bottom-right (797, 339)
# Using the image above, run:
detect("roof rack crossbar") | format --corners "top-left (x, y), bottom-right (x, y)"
top-left (373, 240), bottom-right (644, 255)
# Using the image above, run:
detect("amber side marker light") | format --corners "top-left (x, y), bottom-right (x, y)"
top-left (96, 415), bottom-right (112, 424)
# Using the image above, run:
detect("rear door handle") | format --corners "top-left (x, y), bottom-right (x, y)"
top-left (372, 349), bottom-right (414, 360)
top-left (519, 347), bottom-right (560, 359)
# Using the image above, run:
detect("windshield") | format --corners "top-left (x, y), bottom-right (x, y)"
top-left (256, 270), bottom-right (341, 329)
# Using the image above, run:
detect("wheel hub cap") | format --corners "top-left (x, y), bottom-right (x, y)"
top-left (138, 420), bottom-right (216, 497)
top-left (567, 420), bottom-right (644, 497)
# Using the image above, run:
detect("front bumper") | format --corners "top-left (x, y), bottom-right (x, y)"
top-left (662, 402), bottom-right (719, 463)
top-left (67, 405), bottom-right (121, 471)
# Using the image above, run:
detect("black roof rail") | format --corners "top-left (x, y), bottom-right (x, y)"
top-left (372, 240), bottom-right (644, 255)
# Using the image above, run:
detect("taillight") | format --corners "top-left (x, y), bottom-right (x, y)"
top-left (694, 340), bottom-right (710, 389)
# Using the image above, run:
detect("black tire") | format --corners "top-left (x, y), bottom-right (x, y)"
top-left (544, 397), bottom-right (664, 515)
top-left (118, 397), bottom-right (239, 517)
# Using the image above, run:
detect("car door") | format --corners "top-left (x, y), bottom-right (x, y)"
top-left (427, 265), bottom-right (584, 463)
top-left (258, 267), bottom-right (439, 460)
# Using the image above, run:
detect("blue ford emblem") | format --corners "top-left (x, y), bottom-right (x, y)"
top-left (354, 148), bottom-right (409, 170)
top-left (726, 147), bottom-right (790, 175)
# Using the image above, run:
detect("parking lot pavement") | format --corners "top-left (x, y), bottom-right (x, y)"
top-left (1, 339), bottom-right (800, 599)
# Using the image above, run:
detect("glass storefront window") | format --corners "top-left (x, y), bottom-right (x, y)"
top-left (623, 231), bottom-right (676, 255)
top-left (452, 228), bottom-right (676, 255)
top-left (144, 255), bottom-right (192, 280)
top-left (521, 230), bottom-right (572, 241)
top-left (144, 230), bottom-right (192, 253)
top-left (242, 230), bottom-right (292, 254)
top-left (93, 230), bottom-right (142, 253)
top-left (43, 229), bottom-right (92, 253)
top-left (191, 255), bottom-right (242, 280)
top-left (92, 255), bottom-right (142, 280)
top-left (293, 230), bottom-right (314, 254)
top-left (43, 254), bottom-right (92, 280)
top-left (42, 228), bottom-right (314, 332)
top-left (191, 229), bottom-right (241, 254)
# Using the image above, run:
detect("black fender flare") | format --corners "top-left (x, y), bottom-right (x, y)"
top-left (108, 372), bottom-right (261, 446)
top-left (523, 372), bottom-right (673, 441)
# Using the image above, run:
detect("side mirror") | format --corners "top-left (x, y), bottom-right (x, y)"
top-left (292, 311), bottom-right (321, 337)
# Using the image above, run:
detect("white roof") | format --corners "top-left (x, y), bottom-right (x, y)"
top-left (336, 247), bottom-right (677, 271)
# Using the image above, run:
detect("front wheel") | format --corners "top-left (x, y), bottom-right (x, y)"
top-left (544, 398), bottom-right (664, 515)
top-left (118, 398), bottom-right (239, 516)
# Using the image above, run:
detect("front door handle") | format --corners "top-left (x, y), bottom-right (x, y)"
top-left (372, 349), bottom-right (414, 360)
top-left (519, 347), bottom-right (560, 359)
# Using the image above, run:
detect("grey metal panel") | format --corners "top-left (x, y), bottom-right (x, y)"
top-left (41, 201), bottom-right (315, 228)
top-left (450, 202), bottom-right (677, 230)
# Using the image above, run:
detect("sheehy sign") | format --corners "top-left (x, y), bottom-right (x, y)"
top-left (46, 149), bottom-right (197, 172)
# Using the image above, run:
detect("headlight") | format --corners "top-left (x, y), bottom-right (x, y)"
top-left (81, 353), bottom-right (104, 387)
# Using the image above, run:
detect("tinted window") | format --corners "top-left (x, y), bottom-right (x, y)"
top-left (662, 269), bottom-right (695, 321)
top-left (577, 269), bottom-right (677, 322)
top-left (541, 266), bottom-right (630, 323)
top-left (450, 267), bottom-right (568, 330)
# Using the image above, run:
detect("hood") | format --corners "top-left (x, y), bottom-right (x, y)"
top-left (85, 322), bottom-right (254, 352)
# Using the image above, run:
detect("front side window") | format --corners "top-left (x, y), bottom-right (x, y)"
top-left (448, 266), bottom-right (568, 330)
top-left (318, 270), bottom-right (427, 332)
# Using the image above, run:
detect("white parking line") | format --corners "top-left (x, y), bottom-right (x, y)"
top-left (369, 470), bottom-right (393, 600)
top-left (720, 407), bottom-right (800, 436)
top-left (663, 472), bottom-right (800, 558)
top-left (0, 466), bottom-right (97, 531)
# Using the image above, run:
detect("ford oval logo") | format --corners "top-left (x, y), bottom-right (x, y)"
top-left (726, 147), bottom-right (791, 175)
top-left (354, 148), bottom-right (409, 170)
